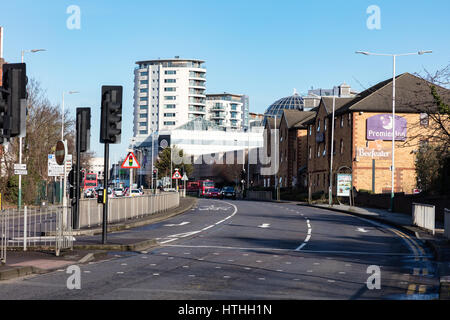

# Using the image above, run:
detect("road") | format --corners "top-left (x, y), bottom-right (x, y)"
top-left (0, 199), bottom-right (440, 300)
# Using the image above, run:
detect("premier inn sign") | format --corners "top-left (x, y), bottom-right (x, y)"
top-left (366, 114), bottom-right (407, 141)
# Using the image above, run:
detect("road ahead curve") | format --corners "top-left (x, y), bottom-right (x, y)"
top-left (0, 199), bottom-right (440, 300)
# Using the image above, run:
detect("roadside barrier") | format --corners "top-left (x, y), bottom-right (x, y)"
top-left (412, 203), bottom-right (435, 235)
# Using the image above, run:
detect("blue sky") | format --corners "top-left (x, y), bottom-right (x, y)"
top-left (1, 0), bottom-right (449, 163)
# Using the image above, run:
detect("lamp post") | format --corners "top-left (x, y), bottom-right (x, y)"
top-left (60, 91), bottom-right (79, 203)
top-left (18, 49), bottom-right (46, 209)
top-left (265, 114), bottom-right (280, 201)
top-left (355, 50), bottom-right (432, 212)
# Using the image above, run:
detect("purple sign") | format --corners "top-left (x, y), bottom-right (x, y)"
top-left (367, 114), bottom-right (407, 141)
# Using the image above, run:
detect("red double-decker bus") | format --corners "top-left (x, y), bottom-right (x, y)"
top-left (84, 173), bottom-right (98, 191)
top-left (198, 180), bottom-right (215, 197)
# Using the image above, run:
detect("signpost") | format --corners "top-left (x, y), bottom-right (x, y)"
top-left (172, 169), bottom-right (182, 192)
top-left (182, 173), bottom-right (188, 198)
top-left (121, 152), bottom-right (141, 189)
top-left (337, 174), bottom-right (352, 198)
top-left (14, 164), bottom-right (27, 176)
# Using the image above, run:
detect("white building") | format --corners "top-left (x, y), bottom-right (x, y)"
top-left (206, 93), bottom-right (248, 130)
top-left (133, 57), bottom-right (207, 137)
top-left (88, 157), bottom-right (105, 180)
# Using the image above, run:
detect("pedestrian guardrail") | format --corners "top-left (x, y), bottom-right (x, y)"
top-left (247, 191), bottom-right (273, 202)
top-left (1, 211), bottom-right (8, 264)
top-left (445, 208), bottom-right (450, 240)
top-left (412, 203), bottom-right (435, 235)
top-left (0, 206), bottom-right (73, 257)
top-left (78, 192), bottom-right (180, 229)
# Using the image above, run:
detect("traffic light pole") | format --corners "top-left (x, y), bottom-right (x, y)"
top-left (73, 112), bottom-right (81, 230)
top-left (102, 143), bottom-right (109, 244)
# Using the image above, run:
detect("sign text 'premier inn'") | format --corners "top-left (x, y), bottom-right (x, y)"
top-left (366, 114), bottom-right (407, 141)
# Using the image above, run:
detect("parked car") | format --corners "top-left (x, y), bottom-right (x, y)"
top-left (84, 188), bottom-right (96, 199)
top-left (205, 188), bottom-right (222, 199)
top-left (113, 187), bottom-right (124, 197)
top-left (129, 189), bottom-right (143, 197)
top-left (221, 186), bottom-right (236, 200)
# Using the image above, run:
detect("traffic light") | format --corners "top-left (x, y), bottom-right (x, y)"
top-left (76, 108), bottom-right (91, 153)
top-left (0, 63), bottom-right (28, 142)
top-left (68, 166), bottom-right (75, 186)
top-left (100, 86), bottom-right (122, 144)
top-left (152, 169), bottom-right (158, 179)
top-left (240, 169), bottom-right (246, 181)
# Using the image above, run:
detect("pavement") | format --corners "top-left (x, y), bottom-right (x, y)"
top-left (0, 198), bottom-right (447, 300)
top-left (0, 196), bottom-right (197, 281)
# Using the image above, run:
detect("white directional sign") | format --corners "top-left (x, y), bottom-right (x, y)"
top-left (14, 169), bottom-right (28, 176)
top-left (14, 164), bottom-right (27, 170)
top-left (48, 154), bottom-right (73, 177)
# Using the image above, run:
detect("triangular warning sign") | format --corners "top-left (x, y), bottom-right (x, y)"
top-left (121, 152), bottom-right (141, 169)
top-left (172, 170), bottom-right (182, 179)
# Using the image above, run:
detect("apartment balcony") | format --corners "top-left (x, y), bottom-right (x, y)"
top-left (211, 113), bottom-right (226, 120)
top-left (189, 106), bottom-right (206, 114)
top-left (189, 80), bottom-right (206, 88)
top-left (210, 106), bottom-right (225, 111)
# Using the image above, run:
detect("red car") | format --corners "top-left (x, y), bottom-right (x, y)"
top-left (205, 188), bottom-right (222, 199)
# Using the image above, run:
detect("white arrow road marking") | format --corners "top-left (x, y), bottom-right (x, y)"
top-left (258, 223), bottom-right (271, 228)
top-left (164, 222), bottom-right (190, 227)
top-left (356, 228), bottom-right (369, 233)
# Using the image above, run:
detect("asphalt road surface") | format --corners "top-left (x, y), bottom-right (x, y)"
top-left (0, 199), bottom-right (440, 300)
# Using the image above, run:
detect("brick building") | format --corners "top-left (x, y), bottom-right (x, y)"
top-left (306, 72), bottom-right (450, 197)
top-left (278, 110), bottom-right (315, 189)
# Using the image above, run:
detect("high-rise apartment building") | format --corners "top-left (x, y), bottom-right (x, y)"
top-left (133, 58), bottom-right (207, 137)
top-left (206, 93), bottom-right (248, 130)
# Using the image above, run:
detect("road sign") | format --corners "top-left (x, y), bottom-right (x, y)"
top-left (121, 152), bottom-right (141, 169)
top-left (55, 141), bottom-right (67, 165)
top-left (182, 173), bottom-right (188, 181)
top-left (14, 169), bottom-right (28, 175)
top-left (14, 164), bottom-right (27, 170)
top-left (172, 170), bottom-right (182, 180)
top-left (48, 154), bottom-right (72, 177)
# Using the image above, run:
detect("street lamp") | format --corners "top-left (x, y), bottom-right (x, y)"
top-left (18, 48), bottom-right (46, 209)
top-left (355, 50), bottom-right (432, 212)
top-left (265, 114), bottom-right (280, 201)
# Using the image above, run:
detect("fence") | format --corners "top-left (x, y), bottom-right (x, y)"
top-left (412, 203), bottom-right (436, 235)
top-left (247, 191), bottom-right (273, 202)
top-left (78, 192), bottom-right (180, 229)
top-left (0, 206), bottom-right (73, 257)
top-left (445, 208), bottom-right (450, 240)
top-left (1, 211), bottom-right (8, 264)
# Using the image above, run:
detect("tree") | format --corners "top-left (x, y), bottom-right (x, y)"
top-left (154, 146), bottom-right (193, 180)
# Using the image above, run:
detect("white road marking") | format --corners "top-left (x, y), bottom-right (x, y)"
top-left (258, 223), bottom-right (271, 228)
top-left (295, 217), bottom-right (313, 252)
top-left (153, 273), bottom-right (160, 276)
top-left (117, 272), bottom-right (124, 274)
top-left (356, 227), bottom-right (369, 233)
top-left (164, 222), bottom-right (190, 227)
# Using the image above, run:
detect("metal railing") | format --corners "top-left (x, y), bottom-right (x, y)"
top-left (0, 206), bottom-right (73, 257)
top-left (78, 192), bottom-right (180, 229)
top-left (1, 211), bottom-right (8, 264)
top-left (412, 203), bottom-right (436, 235)
top-left (445, 208), bottom-right (450, 240)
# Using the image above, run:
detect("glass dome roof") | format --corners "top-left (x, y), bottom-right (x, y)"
top-left (265, 92), bottom-right (304, 117)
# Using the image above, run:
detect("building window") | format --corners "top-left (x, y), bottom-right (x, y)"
top-left (317, 145), bottom-right (321, 158)
top-left (139, 122), bottom-right (147, 127)
top-left (165, 104), bottom-right (176, 109)
top-left (139, 114), bottom-right (147, 119)
top-left (340, 139), bottom-right (344, 154)
top-left (323, 144), bottom-right (327, 157)
top-left (165, 79), bottom-right (176, 83)
top-left (333, 140), bottom-right (336, 155)
top-left (165, 70), bottom-right (176, 75)
top-left (317, 120), bottom-right (321, 132)
top-left (140, 72), bottom-right (148, 76)
top-left (420, 113), bottom-right (429, 127)
top-left (164, 87), bottom-right (176, 92)
top-left (140, 80), bottom-right (148, 85)
top-left (139, 130), bottom-right (148, 135)
top-left (164, 121), bottom-right (176, 126)
top-left (164, 113), bottom-right (176, 117)
top-left (140, 97), bottom-right (148, 102)
top-left (309, 125), bottom-right (312, 136)
top-left (140, 89), bottom-right (148, 93)
top-left (165, 96), bottom-right (176, 100)
top-left (309, 146), bottom-right (312, 159)
top-left (324, 118), bottom-right (327, 131)
top-left (348, 113), bottom-right (352, 126)
top-left (140, 106), bottom-right (148, 110)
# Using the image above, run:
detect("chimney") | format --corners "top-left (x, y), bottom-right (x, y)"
top-left (339, 82), bottom-right (351, 97)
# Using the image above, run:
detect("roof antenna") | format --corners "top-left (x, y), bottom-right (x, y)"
top-left (293, 88), bottom-right (298, 95)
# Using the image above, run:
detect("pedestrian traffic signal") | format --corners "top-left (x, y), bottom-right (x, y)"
top-left (240, 169), bottom-right (246, 181)
top-left (76, 108), bottom-right (91, 153)
top-left (153, 169), bottom-right (158, 179)
top-left (0, 63), bottom-right (28, 143)
top-left (100, 86), bottom-right (122, 144)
